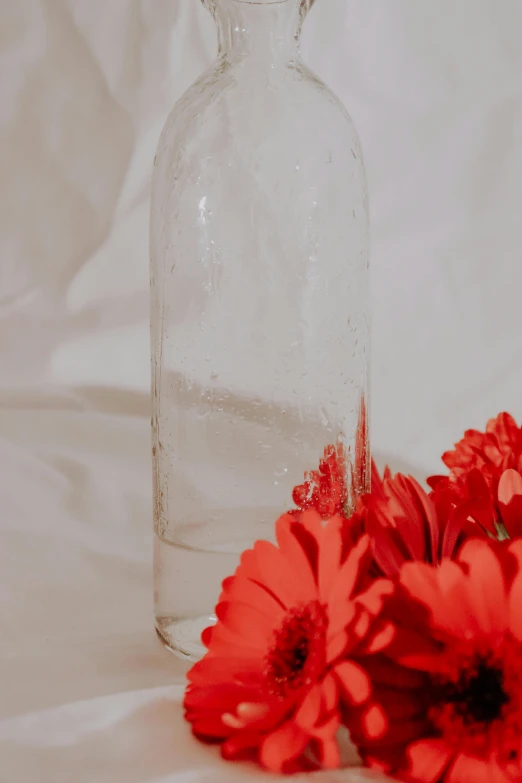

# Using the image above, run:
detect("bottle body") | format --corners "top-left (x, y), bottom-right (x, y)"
top-left (150, 0), bottom-right (369, 659)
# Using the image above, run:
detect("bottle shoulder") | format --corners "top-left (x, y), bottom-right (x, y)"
top-left (156, 57), bottom-right (361, 159)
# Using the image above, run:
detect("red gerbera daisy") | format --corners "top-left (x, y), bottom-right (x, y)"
top-left (360, 470), bottom-right (478, 577)
top-left (429, 412), bottom-right (522, 490)
top-left (350, 538), bottom-right (522, 782)
top-left (184, 510), bottom-right (393, 773)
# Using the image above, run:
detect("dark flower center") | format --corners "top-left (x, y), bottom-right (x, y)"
top-left (265, 602), bottom-right (326, 698)
top-left (430, 640), bottom-right (522, 761)
top-left (440, 660), bottom-right (510, 725)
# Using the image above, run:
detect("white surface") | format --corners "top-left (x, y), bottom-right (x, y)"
top-left (1, 1), bottom-right (521, 780)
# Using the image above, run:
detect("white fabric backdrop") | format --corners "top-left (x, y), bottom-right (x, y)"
top-left (1, 1), bottom-right (521, 780)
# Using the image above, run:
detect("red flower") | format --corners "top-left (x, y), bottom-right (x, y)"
top-left (448, 466), bottom-right (522, 541)
top-left (292, 445), bottom-right (348, 519)
top-left (429, 412), bottom-right (522, 490)
top-left (350, 538), bottom-right (522, 782)
top-left (184, 510), bottom-right (393, 773)
top-left (428, 413), bottom-right (522, 543)
top-left (360, 470), bottom-right (477, 577)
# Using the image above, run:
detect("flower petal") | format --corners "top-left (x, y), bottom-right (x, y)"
top-left (328, 535), bottom-right (370, 606)
top-left (259, 720), bottom-right (309, 773)
top-left (248, 540), bottom-right (316, 608)
top-left (201, 625), bottom-right (213, 648)
top-left (215, 601), bottom-right (273, 646)
top-left (355, 579), bottom-right (395, 616)
top-left (298, 508), bottom-right (325, 548)
top-left (328, 598), bottom-right (356, 639)
top-left (222, 711), bottom-right (247, 729)
top-left (320, 673), bottom-right (338, 713)
top-left (406, 739), bottom-right (452, 783)
top-left (407, 475), bottom-right (441, 563)
top-left (508, 539), bottom-right (522, 641)
top-left (326, 630), bottom-right (349, 664)
top-left (310, 712), bottom-right (340, 741)
top-left (489, 412), bottom-right (520, 452)
top-left (199, 620), bottom-right (265, 658)
top-left (334, 660), bottom-right (371, 706)
top-left (275, 512), bottom-right (319, 596)
top-left (236, 701), bottom-right (272, 724)
top-left (294, 685), bottom-right (322, 731)
top-left (362, 704), bottom-right (388, 740)
top-left (358, 621), bottom-right (395, 655)
top-left (222, 731), bottom-right (260, 760)
top-left (400, 560), bottom-right (446, 610)
top-left (316, 737), bottom-right (341, 769)
top-left (318, 516), bottom-right (343, 601)
top-left (187, 657), bottom-right (263, 688)
top-left (384, 475), bottom-right (430, 561)
top-left (385, 624), bottom-right (443, 672)
top-left (401, 559), bottom-right (483, 639)
top-left (220, 577), bottom-right (287, 620)
top-left (498, 467), bottom-right (522, 505)
top-left (498, 468), bottom-right (522, 538)
top-left (458, 538), bottom-right (508, 635)
top-left (447, 753), bottom-right (504, 783)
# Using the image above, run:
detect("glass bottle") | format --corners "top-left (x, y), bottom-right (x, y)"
top-left (150, 0), bottom-right (369, 660)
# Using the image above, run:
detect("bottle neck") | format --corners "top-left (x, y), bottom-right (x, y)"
top-left (214, 0), bottom-right (302, 62)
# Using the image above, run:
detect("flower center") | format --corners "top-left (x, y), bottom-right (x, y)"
top-left (429, 643), bottom-right (522, 761)
top-left (442, 660), bottom-right (509, 725)
top-left (265, 602), bottom-right (326, 698)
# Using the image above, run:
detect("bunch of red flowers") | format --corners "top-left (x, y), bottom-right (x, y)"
top-left (184, 412), bottom-right (522, 782)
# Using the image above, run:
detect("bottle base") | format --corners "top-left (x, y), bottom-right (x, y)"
top-left (155, 615), bottom-right (215, 661)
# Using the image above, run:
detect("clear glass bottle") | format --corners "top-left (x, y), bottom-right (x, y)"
top-left (150, 0), bottom-right (369, 659)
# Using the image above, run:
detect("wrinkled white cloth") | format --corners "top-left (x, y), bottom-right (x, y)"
top-left (1, 0), bottom-right (522, 780)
